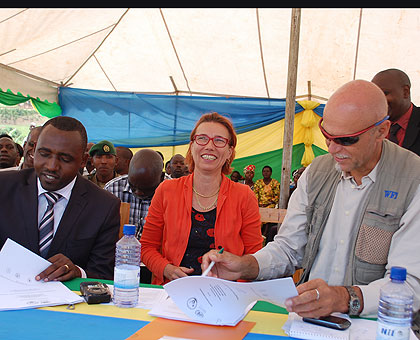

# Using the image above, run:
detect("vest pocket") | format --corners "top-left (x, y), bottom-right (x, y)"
top-left (355, 224), bottom-right (394, 265)
top-left (355, 209), bottom-right (400, 266)
top-left (354, 257), bottom-right (386, 285)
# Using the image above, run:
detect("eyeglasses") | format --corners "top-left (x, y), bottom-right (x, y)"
top-left (193, 134), bottom-right (229, 148)
top-left (318, 115), bottom-right (389, 146)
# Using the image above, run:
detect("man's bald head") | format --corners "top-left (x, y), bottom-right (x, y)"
top-left (128, 149), bottom-right (163, 199)
top-left (323, 79), bottom-right (388, 135)
top-left (322, 80), bottom-right (391, 184)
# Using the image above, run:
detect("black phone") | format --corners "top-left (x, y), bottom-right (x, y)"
top-left (303, 315), bottom-right (351, 330)
top-left (80, 281), bottom-right (111, 304)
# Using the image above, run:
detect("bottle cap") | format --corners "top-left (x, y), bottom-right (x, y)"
top-left (123, 224), bottom-right (136, 235)
top-left (390, 266), bottom-right (406, 281)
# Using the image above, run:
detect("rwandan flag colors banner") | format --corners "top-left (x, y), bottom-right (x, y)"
top-left (59, 87), bottom-right (328, 182)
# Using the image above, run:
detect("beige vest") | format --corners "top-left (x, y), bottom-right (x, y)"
top-left (299, 139), bottom-right (420, 285)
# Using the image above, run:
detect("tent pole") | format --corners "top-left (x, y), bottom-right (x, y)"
top-left (169, 76), bottom-right (179, 157)
top-left (279, 8), bottom-right (301, 209)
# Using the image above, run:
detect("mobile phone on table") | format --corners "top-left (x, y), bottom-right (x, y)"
top-left (302, 315), bottom-right (351, 330)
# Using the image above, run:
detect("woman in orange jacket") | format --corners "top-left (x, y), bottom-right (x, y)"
top-left (140, 112), bottom-right (263, 285)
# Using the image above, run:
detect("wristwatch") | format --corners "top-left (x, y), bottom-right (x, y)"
top-left (345, 286), bottom-right (361, 316)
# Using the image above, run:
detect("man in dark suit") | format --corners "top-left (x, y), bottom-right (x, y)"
top-left (0, 116), bottom-right (120, 281)
top-left (372, 68), bottom-right (420, 156)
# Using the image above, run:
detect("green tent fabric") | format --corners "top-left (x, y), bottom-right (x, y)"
top-left (0, 88), bottom-right (61, 118)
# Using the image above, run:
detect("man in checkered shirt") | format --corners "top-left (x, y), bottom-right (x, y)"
top-left (105, 149), bottom-right (164, 239)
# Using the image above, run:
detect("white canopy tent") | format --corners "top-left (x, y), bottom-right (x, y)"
top-left (1, 8), bottom-right (419, 105)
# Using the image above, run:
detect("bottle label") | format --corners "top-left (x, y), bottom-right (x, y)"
top-left (114, 265), bottom-right (140, 289)
top-left (376, 321), bottom-right (410, 340)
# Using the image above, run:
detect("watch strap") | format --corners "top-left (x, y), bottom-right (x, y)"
top-left (345, 286), bottom-right (361, 316)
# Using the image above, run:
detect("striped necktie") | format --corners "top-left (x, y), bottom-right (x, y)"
top-left (38, 192), bottom-right (61, 258)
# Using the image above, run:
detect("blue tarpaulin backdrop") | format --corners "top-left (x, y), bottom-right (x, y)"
top-left (59, 87), bottom-right (325, 148)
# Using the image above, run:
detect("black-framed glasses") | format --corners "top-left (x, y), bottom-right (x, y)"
top-left (193, 134), bottom-right (229, 148)
top-left (318, 115), bottom-right (389, 146)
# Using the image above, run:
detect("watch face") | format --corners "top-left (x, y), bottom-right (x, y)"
top-left (351, 300), bottom-right (360, 308)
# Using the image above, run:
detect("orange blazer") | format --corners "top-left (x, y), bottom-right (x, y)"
top-left (140, 173), bottom-right (263, 285)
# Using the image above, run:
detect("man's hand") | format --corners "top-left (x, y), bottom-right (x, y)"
top-left (201, 250), bottom-right (259, 281)
top-left (284, 278), bottom-right (355, 318)
top-left (163, 264), bottom-right (194, 281)
top-left (35, 254), bottom-right (81, 282)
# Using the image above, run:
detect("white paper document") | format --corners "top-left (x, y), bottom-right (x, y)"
top-left (284, 312), bottom-right (418, 340)
top-left (150, 275), bottom-right (298, 326)
top-left (0, 238), bottom-right (84, 311)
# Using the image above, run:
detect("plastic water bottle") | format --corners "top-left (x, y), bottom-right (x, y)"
top-left (376, 266), bottom-right (413, 340)
top-left (113, 224), bottom-right (141, 308)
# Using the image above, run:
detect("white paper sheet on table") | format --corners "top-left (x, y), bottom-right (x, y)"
top-left (283, 312), bottom-right (418, 340)
top-left (0, 238), bottom-right (84, 311)
top-left (149, 275), bottom-right (298, 326)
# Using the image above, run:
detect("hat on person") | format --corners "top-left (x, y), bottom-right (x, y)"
top-left (244, 164), bottom-right (256, 173)
top-left (89, 140), bottom-right (116, 156)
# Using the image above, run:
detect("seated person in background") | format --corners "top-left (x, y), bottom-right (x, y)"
top-left (168, 153), bottom-right (186, 179)
top-left (289, 166), bottom-right (306, 196)
top-left (230, 170), bottom-right (242, 182)
top-left (253, 165), bottom-right (280, 208)
top-left (254, 165), bottom-right (280, 237)
top-left (0, 134), bottom-right (20, 171)
top-left (20, 126), bottom-right (42, 169)
top-left (240, 164), bottom-right (255, 190)
top-left (15, 143), bottom-right (23, 167)
top-left (86, 140), bottom-right (120, 188)
top-left (115, 146), bottom-right (133, 175)
top-left (372, 68), bottom-right (420, 156)
top-left (0, 116), bottom-right (120, 281)
top-left (164, 160), bottom-right (171, 180)
top-left (105, 148), bottom-right (163, 284)
top-left (80, 142), bottom-right (95, 175)
top-left (201, 80), bottom-right (420, 331)
top-left (105, 149), bottom-right (163, 240)
top-left (140, 112), bottom-right (263, 285)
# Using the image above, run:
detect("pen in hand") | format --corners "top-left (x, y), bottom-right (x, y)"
top-left (201, 247), bottom-right (224, 277)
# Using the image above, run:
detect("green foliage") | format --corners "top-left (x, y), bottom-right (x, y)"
top-left (0, 103), bottom-right (46, 145)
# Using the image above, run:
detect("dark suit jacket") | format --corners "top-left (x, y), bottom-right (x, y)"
top-left (402, 104), bottom-right (420, 157)
top-left (0, 168), bottom-right (121, 280)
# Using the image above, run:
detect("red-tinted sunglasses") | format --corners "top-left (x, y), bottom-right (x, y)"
top-left (318, 115), bottom-right (389, 146)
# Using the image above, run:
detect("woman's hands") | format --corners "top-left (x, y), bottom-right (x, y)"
top-left (163, 263), bottom-right (194, 281)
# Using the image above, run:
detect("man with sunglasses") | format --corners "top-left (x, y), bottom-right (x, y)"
top-left (202, 80), bottom-right (420, 332)
top-left (372, 68), bottom-right (420, 157)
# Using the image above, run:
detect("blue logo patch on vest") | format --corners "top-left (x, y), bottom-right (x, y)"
top-left (384, 190), bottom-right (398, 199)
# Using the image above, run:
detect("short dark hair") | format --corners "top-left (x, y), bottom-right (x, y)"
top-left (42, 116), bottom-right (88, 150)
top-left (0, 133), bottom-right (13, 140)
top-left (263, 165), bottom-right (272, 172)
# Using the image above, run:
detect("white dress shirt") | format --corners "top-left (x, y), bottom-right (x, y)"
top-left (37, 176), bottom-right (87, 278)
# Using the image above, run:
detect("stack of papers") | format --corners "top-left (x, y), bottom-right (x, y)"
top-left (0, 238), bottom-right (84, 311)
top-left (150, 275), bottom-right (298, 326)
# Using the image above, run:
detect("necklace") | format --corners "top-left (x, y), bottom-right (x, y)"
top-left (195, 194), bottom-right (218, 211)
top-left (192, 186), bottom-right (220, 198)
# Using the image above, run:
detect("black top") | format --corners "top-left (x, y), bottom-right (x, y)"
top-left (180, 207), bottom-right (216, 275)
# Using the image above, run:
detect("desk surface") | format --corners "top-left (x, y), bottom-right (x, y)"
top-left (0, 278), bottom-right (295, 340)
